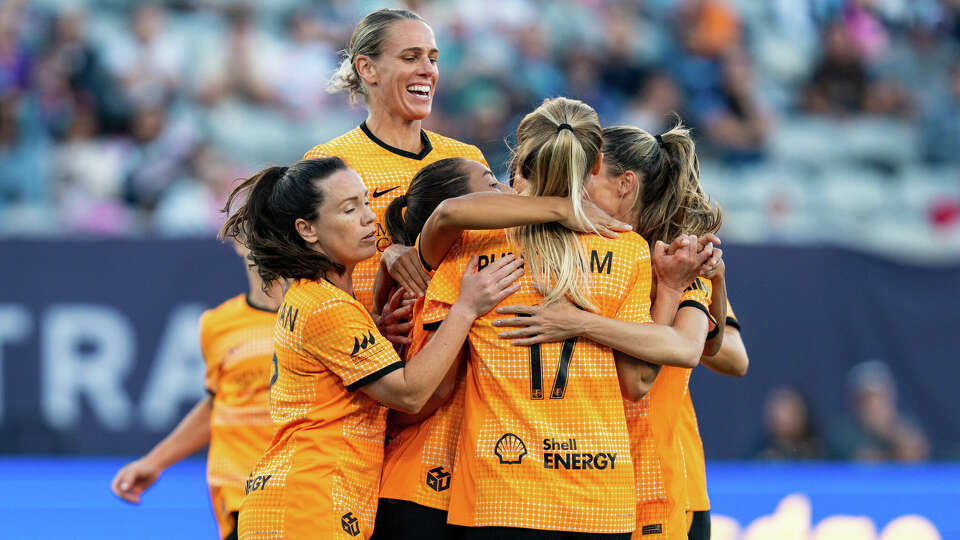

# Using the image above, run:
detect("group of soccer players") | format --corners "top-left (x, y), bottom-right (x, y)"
top-left (110, 8), bottom-right (749, 540)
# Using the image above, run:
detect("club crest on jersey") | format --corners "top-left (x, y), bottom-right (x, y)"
top-left (426, 466), bottom-right (451, 492)
top-left (350, 331), bottom-right (377, 356)
top-left (341, 512), bottom-right (360, 536)
top-left (495, 433), bottom-right (527, 464)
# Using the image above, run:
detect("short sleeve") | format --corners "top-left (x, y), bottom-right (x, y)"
top-left (302, 299), bottom-right (402, 391)
top-left (421, 235), bottom-right (469, 329)
top-left (725, 298), bottom-right (740, 330)
top-left (614, 249), bottom-right (653, 324)
top-left (198, 310), bottom-right (219, 396)
top-left (680, 278), bottom-right (718, 338)
top-left (303, 143), bottom-right (329, 160)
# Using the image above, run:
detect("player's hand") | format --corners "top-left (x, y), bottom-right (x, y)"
top-left (558, 199), bottom-right (632, 239)
top-left (110, 458), bottom-right (161, 504)
top-left (653, 234), bottom-right (712, 293)
top-left (382, 244), bottom-right (430, 297)
top-left (378, 288), bottom-right (416, 346)
top-left (457, 255), bottom-right (524, 318)
top-left (699, 248), bottom-right (724, 280)
top-left (493, 298), bottom-right (583, 346)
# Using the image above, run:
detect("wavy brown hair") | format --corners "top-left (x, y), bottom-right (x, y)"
top-left (219, 158), bottom-right (349, 285)
top-left (602, 121), bottom-right (721, 243)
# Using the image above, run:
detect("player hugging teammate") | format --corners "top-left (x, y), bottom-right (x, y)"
top-left (111, 8), bottom-right (748, 540)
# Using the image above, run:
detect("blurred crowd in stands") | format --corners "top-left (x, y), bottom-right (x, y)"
top-left (1, 0), bottom-right (959, 250)
top-left (753, 360), bottom-right (930, 462)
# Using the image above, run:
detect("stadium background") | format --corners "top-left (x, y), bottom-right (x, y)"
top-left (0, 0), bottom-right (958, 538)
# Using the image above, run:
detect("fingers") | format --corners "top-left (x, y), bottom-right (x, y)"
top-left (403, 253), bottom-right (430, 296)
top-left (666, 234), bottom-right (690, 255)
top-left (699, 233), bottom-right (721, 248)
top-left (497, 267), bottom-right (525, 289)
top-left (387, 320), bottom-right (414, 334)
top-left (495, 305), bottom-right (539, 316)
top-left (511, 334), bottom-right (551, 346)
top-left (111, 469), bottom-right (141, 504)
top-left (386, 334), bottom-right (412, 346)
top-left (397, 263), bottom-right (425, 297)
top-left (385, 287), bottom-right (404, 314)
top-left (490, 282), bottom-right (522, 305)
top-left (481, 253), bottom-right (517, 277)
top-left (497, 327), bottom-right (540, 339)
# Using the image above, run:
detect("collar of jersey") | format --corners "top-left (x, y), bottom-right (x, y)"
top-left (360, 121), bottom-right (433, 160)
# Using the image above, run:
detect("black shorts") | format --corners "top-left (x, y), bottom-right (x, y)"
top-left (370, 498), bottom-right (462, 540)
top-left (223, 512), bottom-right (238, 540)
top-left (461, 527), bottom-right (631, 540)
top-left (687, 511), bottom-right (710, 540)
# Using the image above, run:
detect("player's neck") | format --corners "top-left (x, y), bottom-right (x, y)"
top-left (365, 111), bottom-right (424, 154)
top-left (324, 267), bottom-right (355, 299)
top-left (247, 271), bottom-right (283, 312)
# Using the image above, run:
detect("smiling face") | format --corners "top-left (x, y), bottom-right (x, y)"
top-left (360, 18), bottom-right (438, 121)
top-left (297, 169), bottom-right (377, 269)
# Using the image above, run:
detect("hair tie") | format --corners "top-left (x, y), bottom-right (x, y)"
top-left (654, 134), bottom-right (664, 146)
top-left (557, 123), bottom-right (573, 133)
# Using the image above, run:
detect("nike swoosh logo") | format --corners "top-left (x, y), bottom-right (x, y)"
top-left (372, 186), bottom-right (400, 198)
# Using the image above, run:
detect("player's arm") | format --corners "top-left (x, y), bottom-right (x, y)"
top-left (110, 396), bottom-right (212, 504)
top-left (390, 347), bottom-right (466, 426)
top-left (419, 193), bottom-right (632, 270)
top-left (363, 255), bottom-right (523, 414)
top-left (702, 325), bottom-right (748, 376)
top-left (699, 247), bottom-right (728, 357)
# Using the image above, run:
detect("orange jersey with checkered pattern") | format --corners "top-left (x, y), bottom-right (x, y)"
top-left (681, 299), bottom-right (739, 513)
top-left (426, 229), bottom-right (653, 534)
top-left (304, 124), bottom-right (487, 313)
top-left (380, 296), bottom-right (467, 510)
top-left (629, 278), bottom-right (715, 540)
top-left (238, 279), bottom-right (403, 540)
top-left (200, 294), bottom-right (277, 538)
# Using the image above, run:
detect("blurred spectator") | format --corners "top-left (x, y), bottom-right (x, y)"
top-left (803, 21), bottom-right (911, 117)
top-left (621, 72), bottom-right (684, 135)
top-left (105, 4), bottom-right (185, 109)
top-left (673, 0), bottom-right (742, 60)
top-left (689, 46), bottom-right (773, 164)
top-left (0, 95), bottom-right (51, 211)
top-left (921, 62), bottom-right (960, 164)
top-left (830, 360), bottom-right (930, 462)
top-left (753, 386), bottom-right (826, 461)
top-left (0, 1), bottom-right (32, 97)
top-left (194, 5), bottom-right (278, 108)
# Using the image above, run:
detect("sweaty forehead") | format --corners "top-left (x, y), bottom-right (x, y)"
top-left (382, 19), bottom-right (436, 52)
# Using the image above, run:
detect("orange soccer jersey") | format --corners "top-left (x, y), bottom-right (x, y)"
top-left (629, 278), bottom-right (716, 540)
top-left (237, 279), bottom-right (402, 540)
top-left (199, 294), bottom-right (277, 538)
top-left (681, 299), bottom-right (740, 514)
top-left (380, 296), bottom-right (467, 510)
top-left (425, 229), bottom-right (653, 534)
top-left (304, 124), bottom-right (487, 313)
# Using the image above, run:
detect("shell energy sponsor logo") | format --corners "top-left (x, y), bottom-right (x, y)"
top-left (495, 433), bottom-right (527, 464)
top-left (340, 512), bottom-right (360, 536)
top-left (542, 438), bottom-right (617, 470)
top-left (244, 474), bottom-right (272, 495)
top-left (426, 466), bottom-right (451, 492)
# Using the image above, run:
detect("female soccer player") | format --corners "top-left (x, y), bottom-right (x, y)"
top-left (375, 157), bottom-right (516, 539)
top-left (306, 8), bottom-right (488, 314)
top-left (416, 97), bottom-right (713, 539)
top-left (220, 158), bottom-right (518, 540)
top-left (493, 122), bottom-right (731, 539)
top-left (110, 240), bottom-right (281, 540)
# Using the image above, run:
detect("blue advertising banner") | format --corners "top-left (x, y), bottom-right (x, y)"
top-left (2, 459), bottom-right (956, 539)
top-left (0, 240), bottom-right (957, 459)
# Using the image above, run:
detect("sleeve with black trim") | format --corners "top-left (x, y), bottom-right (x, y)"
top-left (680, 277), bottom-right (719, 339)
top-left (725, 298), bottom-right (740, 331)
top-left (302, 299), bottom-right (403, 391)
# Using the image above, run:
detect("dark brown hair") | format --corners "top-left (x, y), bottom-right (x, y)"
top-left (219, 157), bottom-right (349, 285)
top-left (602, 120), bottom-right (721, 243)
top-left (384, 158), bottom-right (473, 246)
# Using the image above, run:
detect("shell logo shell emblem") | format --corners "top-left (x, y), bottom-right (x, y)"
top-left (494, 433), bottom-right (527, 464)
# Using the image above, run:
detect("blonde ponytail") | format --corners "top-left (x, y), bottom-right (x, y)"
top-left (509, 97), bottom-right (603, 311)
